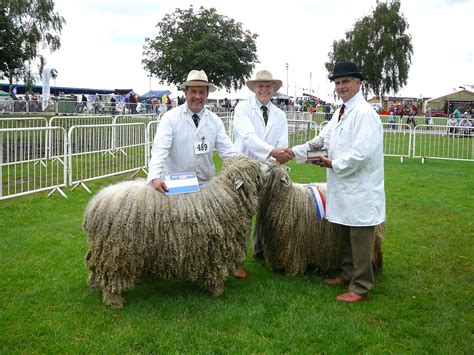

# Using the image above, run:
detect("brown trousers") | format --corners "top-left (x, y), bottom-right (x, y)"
top-left (338, 224), bottom-right (376, 296)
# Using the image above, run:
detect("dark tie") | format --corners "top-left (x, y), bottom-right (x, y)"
top-left (192, 113), bottom-right (200, 127)
top-left (338, 104), bottom-right (345, 122)
top-left (261, 106), bottom-right (268, 125)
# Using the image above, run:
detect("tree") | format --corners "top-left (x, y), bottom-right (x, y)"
top-left (0, 0), bottom-right (65, 95)
top-left (143, 6), bottom-right (259, 92)
top-left (325, 0), bottom-right (413, 98)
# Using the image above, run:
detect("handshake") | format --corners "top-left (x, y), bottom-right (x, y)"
top-left (270, 147), bottom-right (294, 164)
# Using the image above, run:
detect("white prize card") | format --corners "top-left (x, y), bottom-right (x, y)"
top-left (164, 172), bottom-right (200, 195)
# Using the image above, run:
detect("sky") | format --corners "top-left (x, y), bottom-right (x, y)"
top-left (29, 0), bottom-right (474, 102)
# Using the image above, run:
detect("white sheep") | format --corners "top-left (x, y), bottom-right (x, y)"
top-left (256, 162), bottom-right (383, 276)
top-left (84, 155), bottom-right (265, 308)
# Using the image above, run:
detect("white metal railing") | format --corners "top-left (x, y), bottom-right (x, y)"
top-left (0, 126), bottom-right (67, 199)
top-left (67, 123), bottom-right (147, 191)
top-left (2, 112), bottom-right (472, 200)
top-left (146, 121), bottom-right (159, 168)
top-left (413, 124), bottom-right (473, 162)
top-left (287, 120), bottom-right (318, 147)
top-left (0, 99), bottom-right (55, 114)
top-left (113, 113), bottom-right (158, 124)
top-left (216, 111), bottom-right (234, 139)
top-left (0, 117), bottom-right (48, 129)
top-left (286, 112), bottom-right (313, 121)
top-left (382, 123), bottom-right (412, 161)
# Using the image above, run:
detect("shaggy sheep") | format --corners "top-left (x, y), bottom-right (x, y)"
top-left (256, 162), bottom-right (384, 276)
top-left (84, 155), bottom-right (265, 308)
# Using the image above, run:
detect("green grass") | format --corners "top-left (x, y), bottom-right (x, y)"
top-left (0, 157), bottom-right (473, 353)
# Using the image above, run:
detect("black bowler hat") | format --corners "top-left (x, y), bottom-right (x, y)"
top-left (329, 61), bottom-right (365, 81)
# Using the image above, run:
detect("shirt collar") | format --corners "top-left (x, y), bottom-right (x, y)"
top-left (343, 90), bottom-right (363, 110)
top-left (185, 105), bottom-right (205, 118)
top-left (254, 96), bottom-right (270, 109)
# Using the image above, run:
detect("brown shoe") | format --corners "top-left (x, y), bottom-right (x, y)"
top-left (336, 290), bottom-right (368, 303)
top-left (233, 268), bottom-right (247, 279)
top-left (324, 277), bottom-right (349, 286)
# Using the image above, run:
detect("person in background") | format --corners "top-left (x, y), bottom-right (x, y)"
top-left (110, 95), bottom-right (117, 115)
top-left (458, 115), bottom-right (472, 136)
top-left (152, 96), bottom-right (160, 114)
top-left (290, 61), bottom-right (385, 303)
top-left (232, 69), bottom-right (294, 278)
top-left (452, 107), bottom-right (462, 123)
top-left (94, 93), bottom-right (101, 114)
top-left (447, 115), bottom-right (458, 135)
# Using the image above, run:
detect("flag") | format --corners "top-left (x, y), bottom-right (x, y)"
top-left (42, 68), bottom-right (51, 110)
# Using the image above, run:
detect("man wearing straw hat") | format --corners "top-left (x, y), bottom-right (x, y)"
top-left (147, 69), bottom-right (238, 194)
top-left (232, 69), bottom-right (294, 277)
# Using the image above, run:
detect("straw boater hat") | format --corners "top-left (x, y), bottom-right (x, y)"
top-left (246, 70), bottom-right (282, 92)
top-left (179, 70), bottom-right (217, 92)
top-left (329, 61), bottom-right (365, 81)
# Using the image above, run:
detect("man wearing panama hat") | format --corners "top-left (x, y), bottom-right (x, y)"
top-left (147, 69), bottom-right (238, 194)
top-left (291, 61), bottom-right (386, 303)
top-left (232, 70), bottom-right (294, 276)
top-left (233, 70), bottom-right (293, 166)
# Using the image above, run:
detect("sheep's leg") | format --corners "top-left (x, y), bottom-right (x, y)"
top-left (102, 291), bottom-right (125, 309)
top-left (207, 282), bottom-right (225, 297)
top-left (87, 271), bottom-right (100, 291)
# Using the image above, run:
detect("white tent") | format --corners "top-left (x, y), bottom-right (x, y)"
top-left (424, 89), bottom-right (474, 112)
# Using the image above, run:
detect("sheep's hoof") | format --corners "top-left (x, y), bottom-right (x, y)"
top-left (208, 284), bottom-right (224, 297)
top-left (103, 292), bottom-right (124, 309)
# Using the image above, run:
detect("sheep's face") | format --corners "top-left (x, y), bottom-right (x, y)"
top-left (259, 161), bottom-right (293, 198)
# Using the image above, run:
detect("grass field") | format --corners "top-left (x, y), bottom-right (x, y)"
top-left (0, 157), bottom-right (473, 353)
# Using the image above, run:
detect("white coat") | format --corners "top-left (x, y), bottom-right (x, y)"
top-left (147, 104), bottom-right (238, 183)
top-left (233, 95), bottom-right (289, 161)
top-left (292, 91), bottom-right (385, 226)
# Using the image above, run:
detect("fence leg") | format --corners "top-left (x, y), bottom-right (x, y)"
top-left (400, 156), bottom-right (404, 163)
top-left (131, 167), bottom-right (147, 178)
top-left (422, 157), bottom-right (425, 164)
top-left (47, 186), bottom-right (68, 198)
top-left (71, 181), bottom-right (92, 194)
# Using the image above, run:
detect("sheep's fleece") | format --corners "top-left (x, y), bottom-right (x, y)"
top-left (84, 155), bottom-right (264, 308)
top-left (256, 162), bottom-right (384, 276)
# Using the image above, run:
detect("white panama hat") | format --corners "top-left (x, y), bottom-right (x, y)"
top-left (178, 70), bottom-right (217, 92)
top-left (246, 70), bottom-right (282, 92)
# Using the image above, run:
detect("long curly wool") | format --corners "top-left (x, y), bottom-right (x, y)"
top-left (84, 155), bottom-right (262, 308)
top-left (257, 162), bottom-right (383, 276)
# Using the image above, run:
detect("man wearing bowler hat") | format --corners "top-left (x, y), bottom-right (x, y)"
top-left (147, 69), bottom-right (238, 194)
top-left (291, 61), bottom-right (386, 303)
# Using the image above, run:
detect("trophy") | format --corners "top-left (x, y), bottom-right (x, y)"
top-left (306, 136), bottom-right (327, 162)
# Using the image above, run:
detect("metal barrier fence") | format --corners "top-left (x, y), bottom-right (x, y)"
top-left (2, 113), bottom-right (472, 200)
top-left (286, 112), bottom-right (313, 121)
top-left (0, 99), bottom-right (56, 114)
top-left (413, 124), bottom-right (473, 162)
top-left (113, 113), bottom-right (158, 124)
top-left (379, 114), bottom-right (448, 127)
top-left (0, 117), bottom-right (48, 129)
top-left (1, 126), bottom-right (67, 199)
top-left (382, 123), bottom-right (412, 161)
top-left (68, 123), bottom-right (147, 192)
top-left (288, 120), bottom-right (318, 147)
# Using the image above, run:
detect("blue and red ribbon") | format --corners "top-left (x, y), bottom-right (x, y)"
top-left (305, 184), bottom-right (326, 220)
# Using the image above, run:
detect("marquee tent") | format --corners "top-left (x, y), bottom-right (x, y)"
top-left (141, 90), bottom-right (172, 98)
top-left (424, 89), bottom-right (474, 113)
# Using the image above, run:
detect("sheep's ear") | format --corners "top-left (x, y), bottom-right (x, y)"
top-left (280, 176), bottom-right (291, 187)
top-left (234, 179), bottom-right (243, 190)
